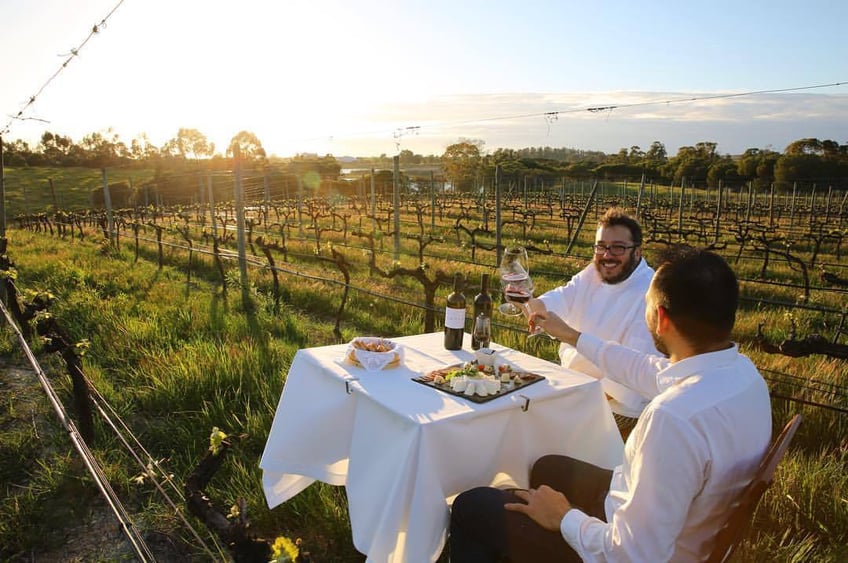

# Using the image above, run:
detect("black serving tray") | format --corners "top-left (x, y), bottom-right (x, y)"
top-left (411, 365), bottom-right (545, 404)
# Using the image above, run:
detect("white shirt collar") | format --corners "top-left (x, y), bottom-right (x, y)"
top-left (656, 343), bottom-right (739, 390)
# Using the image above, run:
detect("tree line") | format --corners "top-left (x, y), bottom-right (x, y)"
top-left (3, 127), bottom-right (847, 194)
top-left (441, 139), bottom-right (848, 192)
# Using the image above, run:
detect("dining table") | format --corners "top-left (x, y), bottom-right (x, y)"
top-left (260, 332), bottom-right (625, 562)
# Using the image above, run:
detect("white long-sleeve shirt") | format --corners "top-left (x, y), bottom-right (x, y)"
top-left (560, 334), bottom-right (772, 562)
top-left (538, 258), bottom-right (658, 416)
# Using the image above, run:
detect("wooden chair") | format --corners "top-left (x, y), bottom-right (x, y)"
top-left (705, 413), bottom-right (803, 562)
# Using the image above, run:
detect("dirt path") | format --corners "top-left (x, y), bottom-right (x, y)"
top-left (1, 360), bottom-right (188, 561)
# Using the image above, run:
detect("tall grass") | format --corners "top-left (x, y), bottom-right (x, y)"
top-left (1, 198), bottom-right (846, 560)
top-left (0, 229), bottom-right (366, 559)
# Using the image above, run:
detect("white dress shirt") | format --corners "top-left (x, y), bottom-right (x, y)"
top-left (560, 334), bottom-right (772, 562)
top-left (538, 258), bottom-right (658, 416)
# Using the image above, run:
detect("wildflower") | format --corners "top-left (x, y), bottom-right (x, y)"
top-left (131, 460), bottom-right (167, 485)
top-left (209, 427), bottom-right (228, 455)
top-left (0, 267), bottom-right (18, 281)
top-left (74, 339), bottom-right (91, 356)
top-left (227, 503), bottom-right (240, 520)
top-left (269, 536), bottom-right (299, 563)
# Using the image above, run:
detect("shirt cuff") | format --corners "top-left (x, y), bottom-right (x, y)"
top-left (575, 332), bottom-right (604, 364)
top-left (560, 507), bottom-right (586, 546)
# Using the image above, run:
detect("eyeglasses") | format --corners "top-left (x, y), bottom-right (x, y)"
top-left (593, 243), bottom-right (637, 256)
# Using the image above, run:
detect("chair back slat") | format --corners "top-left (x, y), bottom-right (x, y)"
top-left (704, 414), bottom-right (802, 563)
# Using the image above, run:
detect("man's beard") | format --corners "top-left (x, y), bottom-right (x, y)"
top-left (651, 329), bottom-right (669, 356)
top-left (595, 251), bottom-right (640, 285)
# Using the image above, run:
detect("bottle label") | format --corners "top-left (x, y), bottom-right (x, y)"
top-left (444, 307), bottom-right (466, 329)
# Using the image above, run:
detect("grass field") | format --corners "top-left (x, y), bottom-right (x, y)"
top-left (2, 166), bottom-right (157, 217)
top-left (0, 168), bottom-right (846, 561)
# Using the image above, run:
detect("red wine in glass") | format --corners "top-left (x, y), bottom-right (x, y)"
top-left (499, 272), bottom-right (530, 315)
top-left (504, 289), bottom-right (532, 304)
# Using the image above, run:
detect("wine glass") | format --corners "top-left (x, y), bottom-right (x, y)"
top-left (472, 313), bottom-right (491, 349)
top-left (498, 247), bottom-right (530, 316)
top-left (504, 275), bottom-right (556, 340)
top-left (499, 247), bottom-right (557, 340)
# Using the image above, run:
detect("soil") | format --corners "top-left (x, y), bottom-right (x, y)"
top-left (1, 360), bottom-right (190, 562)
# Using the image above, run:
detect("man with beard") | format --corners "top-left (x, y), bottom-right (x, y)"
top-left (528, 207), bottom-right (658, 424)
top-left (449, 247), bottom-right (772, 562)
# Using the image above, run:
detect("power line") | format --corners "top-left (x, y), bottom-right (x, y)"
top-left (1, 0), bottom-right (127, 135)
top-left (286, 80), bottom-right (848, 149)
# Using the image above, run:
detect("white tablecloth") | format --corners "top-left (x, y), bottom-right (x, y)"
top-left (260, 332), bottom-right (624, 563)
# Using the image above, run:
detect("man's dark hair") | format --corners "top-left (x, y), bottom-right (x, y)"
top-left (652, 245), bottom-right (738, 343)
top-left (598, 208), bottom-right (642, 246)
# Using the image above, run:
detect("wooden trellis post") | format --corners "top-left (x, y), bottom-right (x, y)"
top-left (393, 156), bottom-right (400, 261)
top-left (263, 169), bottom-right (271, 228)
top-left (0, 134), bottom-right (6, 239)
top-left (297, 174), bottom-right (304, 237)
top-left (635, 172), bottom-right (645, 220)
top-left (430, 170), bottom-right (436, 231)
top-left (769, 183), bottom-right (775, 227)
top-left (566, 179), bottom-right (599, 256)
top-left (49, 178), bottom-right (58, 210)
top-left (495, 165), bottom-right (502, 265)
top-left (825, 186), bottom-right (833, 224)
top-left (101, 168), bottom-right (114, 244)
top-left (715, 181), bottom-right (723, 244)
top-left (745, 182), bottom-right (753, 223)
top-left (370, 168), bottom-right (377, 233)
top-left (810, 185), bottom-right (817, 227)
top-left (207, 172), bottom-right (217, 238)
top-left (678, 178), bottom-right (685, 236)
top-left (233, 146), bottom-right (249, 303)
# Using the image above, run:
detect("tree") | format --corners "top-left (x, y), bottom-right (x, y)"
top-left (174, 128), bottom-right (215, 162)
top-left (707, 158), bottom-right (741, 188)
top-left (398, 149), bottom-right (423, 166)
top-left (737, 148), bottom-right (780, 188)
top-left (784, 138), bottom-right (824, 156)
top-left (79, 129), bottom-right (122, 167)
top-left (39, 131), bottom-right (75, 165)
top-left (645, 141), bottom-right (667, 165)
top-left (665, 142), bottom-right (721, 186)
top-left (287, 154), bottom-right (341, 179)
top-left (227, 130), bottom-right (267, 163)
top-left (129, 133), bottom-right (160, 162)
top-left (2, 138), bottom-right (32, 166)
top-left (628, 145), bottom-right (645, 162)
top-left (442, 140), bottom-right (483, 192)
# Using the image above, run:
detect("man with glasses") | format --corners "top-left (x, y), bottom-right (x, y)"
top-left (528, 207), bottom-right (658, 427)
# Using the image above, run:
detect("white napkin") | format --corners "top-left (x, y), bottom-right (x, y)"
top-left (345, 340), bottom-right (404, 371)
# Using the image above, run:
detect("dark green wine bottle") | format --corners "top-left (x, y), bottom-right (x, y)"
top-left (471, 273), bottom-right (493, 350)
top-left (444, 273), bottom-right (466, 350)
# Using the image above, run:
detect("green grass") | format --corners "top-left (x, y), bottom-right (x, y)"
top-left (2, 165), bottom-right (156, 216)
top-left (0, 229), bottom-right (364, 560)
top-left (1, 190), bottom-right (846, 561)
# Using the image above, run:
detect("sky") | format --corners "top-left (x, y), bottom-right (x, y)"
top-left (1, 0), bottom-right (847, 159)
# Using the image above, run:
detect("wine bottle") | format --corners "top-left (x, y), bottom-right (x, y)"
top-left (471, 273), bottom-right (493, 350)
top-left (444, 273), bottom-right (466, 350)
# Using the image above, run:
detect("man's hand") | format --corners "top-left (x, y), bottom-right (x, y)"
top-left (504, 486), bottom-right (573, 532)
top-left (529, 311), bottom-right (581, 346)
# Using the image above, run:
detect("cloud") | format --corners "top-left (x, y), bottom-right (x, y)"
top-left (332, 90), bottom-right (848, 157)
top-left (8, 87), bottom-right (848, 159)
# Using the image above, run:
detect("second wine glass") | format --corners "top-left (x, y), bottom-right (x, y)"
top-left (498, 247), bottom-right (530, 316)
